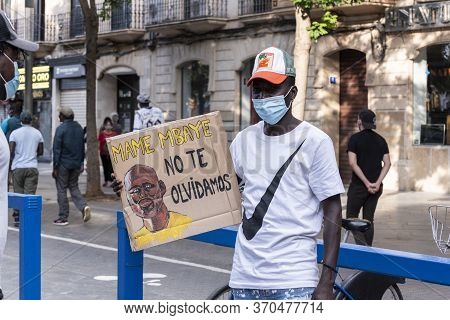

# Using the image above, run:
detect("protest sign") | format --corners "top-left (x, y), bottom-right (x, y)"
top-left (107, 112), bottom-right (242, 251)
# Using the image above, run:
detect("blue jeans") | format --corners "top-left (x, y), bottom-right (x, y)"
top-left (231, 288), bottom-right (315, 300)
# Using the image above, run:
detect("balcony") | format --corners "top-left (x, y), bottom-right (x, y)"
top-left (12, 1), bottom-right (146, 52)
top-left (58, 1), bottom-right (146, 45)
top-left (238, 0), bottom-right (295, 25)
top-left (238, 0), bottom-right (396, 25)
top-left (323, 1), bottom-right (397, 19)
top-left (12, 14), bottom-right (58, 58)
top-left (145, 0), bottom-right (228, 37)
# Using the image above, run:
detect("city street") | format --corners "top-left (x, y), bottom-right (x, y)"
top-left (1, 163), bottom-right (450, 300)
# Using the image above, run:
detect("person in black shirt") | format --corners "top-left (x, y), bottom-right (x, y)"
top-left (346, 110), bottom-right (390, 246)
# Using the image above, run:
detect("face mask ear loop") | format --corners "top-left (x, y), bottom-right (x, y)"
top-left (2, 52), bottom-right (14, 64)
top-left (0, 52), bottom-right (14, 84)
top-left (284, 86), bottom-right (294, 109)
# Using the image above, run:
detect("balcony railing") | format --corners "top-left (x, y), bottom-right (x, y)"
top-left (145, 0), bottom-right (227, 25)
top-left (12, 0), bottom-right (146, 43)
top-left (239, 0), bottom-right (272, 16)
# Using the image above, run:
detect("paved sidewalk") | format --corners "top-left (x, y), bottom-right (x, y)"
top-left (2, 162), bottom-right (450, 300)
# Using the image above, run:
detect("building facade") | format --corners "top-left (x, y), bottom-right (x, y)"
top-left (5, 0), bottom-right (450, 193)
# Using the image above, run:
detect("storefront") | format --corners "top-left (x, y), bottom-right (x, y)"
top-left (52, 62), bottom-right (87, 128)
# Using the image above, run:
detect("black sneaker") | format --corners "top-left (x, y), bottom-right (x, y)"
top-left (53, 217), bottom-right (69, 226)
top-left (0, 288), bottom-right (3, 300)
top-left (82, 206), bottom-right (91, 223)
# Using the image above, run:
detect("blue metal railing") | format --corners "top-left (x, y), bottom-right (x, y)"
top-left (7, 193), bottom-right (42, 300)
top-left (117, 211), bottom-right (450, 299)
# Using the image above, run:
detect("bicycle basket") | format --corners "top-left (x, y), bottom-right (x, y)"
top-left (429, 205), bottom-right (450, 254)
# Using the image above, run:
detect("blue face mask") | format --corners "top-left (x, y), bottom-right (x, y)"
top-left (252, 87), bottom-right (293, 125)
top-left (0, 52), bottom-right (20, 100)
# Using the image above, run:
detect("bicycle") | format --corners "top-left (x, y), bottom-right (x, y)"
top-left (429, 205), bottom-right (450, 254)
top-left (208, 218), bottom-right (404, 300)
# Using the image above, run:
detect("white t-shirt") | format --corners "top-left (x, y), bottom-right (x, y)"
top-left (9, 125), bottom-right (43, 170)
top-left (229, 121), bottom-right (345, 289)
top-left (0, 131), bottom-right (10, 288)
top-left (133, 106), bottom-right (164, 131)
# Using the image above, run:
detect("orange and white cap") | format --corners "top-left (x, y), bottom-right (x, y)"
top-left (247, 47), bottom-right (296, 86)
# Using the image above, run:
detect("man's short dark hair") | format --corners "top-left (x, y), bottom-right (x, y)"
top-left (359, 109), bottom-right (376, 129)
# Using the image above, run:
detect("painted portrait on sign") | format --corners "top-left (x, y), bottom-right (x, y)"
top-left (124, 164), bottom-right (192, 248)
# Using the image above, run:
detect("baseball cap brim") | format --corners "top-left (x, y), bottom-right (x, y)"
top-left (6, 38), bottom-right (39, 52)
top-left (247, 71), bottom-right (287, 86)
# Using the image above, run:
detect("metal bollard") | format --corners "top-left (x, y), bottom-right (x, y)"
top-left (8, 193), bottom-right (42, 300)
top-left (117, 211), bottom-right (143, 300)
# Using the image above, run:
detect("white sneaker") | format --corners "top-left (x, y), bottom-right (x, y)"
top-left (82, 206), bottom-right (91, 223)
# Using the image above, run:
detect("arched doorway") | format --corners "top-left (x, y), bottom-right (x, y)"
top-left (240, 59), bottom-right (260, 130)
top-left (339, 49), bottom-right (368, 185)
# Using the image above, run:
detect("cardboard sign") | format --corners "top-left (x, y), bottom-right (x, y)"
top-left (106, 112), bottom-right (242, 251)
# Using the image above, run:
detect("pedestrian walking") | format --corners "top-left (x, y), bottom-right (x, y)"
top-left (110, 112), bottom-right (122, 134)
top-left (98, 117), bottom-right (117, 187)
top-left (133, 93), bottom-right (164, 131)
top-left (229, 47), bottom-right (344, 300)
top-left (4, 100), bottom-right (21, 140)
top-left (8, 111), bottom-right (43, 226)
top-left (346, 109), bottom-right (391, 246)
top-left (1, 103), bottom-right (11, 133)
top-left (0, 9), bottom-right (39, 300)
top-left (52, 106), bottom-right (91, 226)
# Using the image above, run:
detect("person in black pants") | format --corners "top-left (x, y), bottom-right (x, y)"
top-left (346, 110), bottom-right (391, 246)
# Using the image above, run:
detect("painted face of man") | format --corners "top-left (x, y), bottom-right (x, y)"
top-left (125, 165), bottom-right (166, 219)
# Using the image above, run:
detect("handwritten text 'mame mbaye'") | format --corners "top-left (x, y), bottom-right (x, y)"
top-left (110, 119), bottom-right (213, 164)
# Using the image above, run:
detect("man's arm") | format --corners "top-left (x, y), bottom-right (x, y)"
top-left (132, 111), bottom-right (142, 131)
top-left (37, 142), bottom-right (43, 157)
top-left (373, 153), bottom-right (391, 192)
top-left (348, 151), bottom-right (371, 189)
top-left (9, 141), bottom-right (16, 169)
top-left (52, 128), bottom-right (62, 178)
top-left (312, 194), bottom-right (342, 300)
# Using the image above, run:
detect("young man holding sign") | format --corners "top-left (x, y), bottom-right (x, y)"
top-left (112, 47), bottom-right (343, 300)
top-left (229, 47), bottom-right (344, 300)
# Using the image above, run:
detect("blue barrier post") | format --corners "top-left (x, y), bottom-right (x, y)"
top-left (8, 193), bottom-right (42, 300)
top-left (117, 211), bottom-right (143, 300)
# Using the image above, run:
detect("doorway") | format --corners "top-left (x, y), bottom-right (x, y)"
top-left (33, 100), bottom-right (52, 162)
top-left (339, 49), bottom-right (368, 184)
top-left (117, 74), bottom-right (139, 133)
top-left (240, 59), bottom-right (260, 130)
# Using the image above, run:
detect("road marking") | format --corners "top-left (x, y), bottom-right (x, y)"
top-left (8, 227), bottom-right (231, 274)
top-left (94, 273), bottom-right (167, 285)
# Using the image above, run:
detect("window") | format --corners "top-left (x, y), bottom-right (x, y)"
top-left (414, 44), bottom-right (450, 145)
top-left (33, 0), bottom-right (45, 41)
top-left (181, 61), bottom-right (209, 118)
top-left (111, 0), bottom-right (132, 30)
top-left (70, 0), bottom-right (84, 38)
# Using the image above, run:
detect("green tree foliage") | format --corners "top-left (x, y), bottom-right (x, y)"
top-left (293, 0), bottom-right (362, 40)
